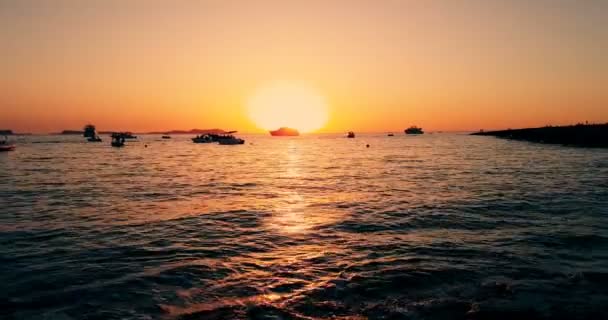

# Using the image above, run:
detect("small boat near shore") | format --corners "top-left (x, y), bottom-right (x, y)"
top-left (161, 135), bottom-right (171, 139)
top-left (0, 145), bottom-right (15, 152)
top-left (0, 136), bottom-right (15, 151)
top-left (0, 140), bottom-right (15, 152)
top-left (87, 136), bottom-right (102, 142)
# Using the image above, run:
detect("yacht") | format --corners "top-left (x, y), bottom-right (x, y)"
top-left (405, 126), bottom-right (424, 135)
top-left (270, 127), bottom-right (299, 136)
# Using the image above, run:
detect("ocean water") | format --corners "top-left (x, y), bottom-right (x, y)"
top-left (1, 133), bottom-right (607, 320)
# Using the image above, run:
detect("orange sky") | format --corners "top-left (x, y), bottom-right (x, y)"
top-left (1, 0), bottom-right (607, 133)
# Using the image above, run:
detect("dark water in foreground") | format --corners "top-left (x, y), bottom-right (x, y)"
top-left (1, 133), bottom-right (608, 320)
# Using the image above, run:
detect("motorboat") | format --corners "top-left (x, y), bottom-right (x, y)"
top-left (192, 135), bottom-right (214, 143)
top-left (405, 126), bottom-right (424, 135)
top-left (209, 133), bottom-right (237, 142)
top-left (347, 131), bottom-right (355, 138)
top-left (83, 124), bottom-right (97, 138)
top-left (388, 133), bottom-right (395, 136)
top-left (87, 136), bottom-right (102, 142)
top-left (111, 133), bottom-right (126, 147)
top-left (0, 137), bottom-right (15, 151)
top-left (218, 137), bottom-right (245, 145)
top-left (0, 144), bottom-right (15, 152)
top-left (270, 127), bottom-right (299, 136)
top-left (161, 135), bottom-right (171, 139)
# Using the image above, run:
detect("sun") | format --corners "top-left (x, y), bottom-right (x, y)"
top-left (247, 82), bottom-right (329, 133)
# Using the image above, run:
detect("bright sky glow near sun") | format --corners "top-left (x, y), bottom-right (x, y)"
top-left (247, 82), bottom-right (328, 133)
top-left (1, 0), bottom-right (607, 133)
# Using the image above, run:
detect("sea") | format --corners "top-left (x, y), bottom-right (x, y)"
top-left (1, 133), bottom-right (607, 320)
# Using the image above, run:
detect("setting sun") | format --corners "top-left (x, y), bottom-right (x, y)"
top-left (247, 82), bottom-right (329, 133)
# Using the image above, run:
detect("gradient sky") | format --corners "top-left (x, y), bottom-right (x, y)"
top-left (1, 0), bottom-right (607, 133)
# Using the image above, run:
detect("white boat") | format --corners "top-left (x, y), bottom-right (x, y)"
top-left (218, 138), bottom-right (245, 145)
top-left (0, 136), bottom-right (15, 151)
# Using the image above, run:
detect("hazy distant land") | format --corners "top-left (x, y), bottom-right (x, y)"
top-left (1, 130), bottom-right (32, 136)
top-left (59, 130), bottom-right (84, 135)
top-left (146, 128), bottom-right (229, 135)
top-left (52, 128), bottom-right (230, 135)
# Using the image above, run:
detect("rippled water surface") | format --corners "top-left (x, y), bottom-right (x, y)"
top-left (1, 133), bottom-right (608, 319)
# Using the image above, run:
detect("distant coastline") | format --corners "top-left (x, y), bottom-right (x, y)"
top-left (58, 130), bottom-right (83, 135)
top-left (471, 123), bottom-right (608, 148)
top-left (1, 130), bottom-right (32, 136)
top-left (49, 128), bottom-right (230, 135)
top-left (146, 128), bottom-right (229, 135)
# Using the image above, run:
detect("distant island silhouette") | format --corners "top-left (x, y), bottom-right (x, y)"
top-left (472, 123), bottom-right (608, 148)
top-left (52, 128), bottom-right (230, 135)
top-left (147, 128), bottom-right (230, 135)
top-left (0, 130), bottom-right (31, 135)
top-left (59, 130), bottom-right (84, 135)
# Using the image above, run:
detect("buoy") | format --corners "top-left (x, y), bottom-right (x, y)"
top-left (366, 144), bottom-right (370, 148)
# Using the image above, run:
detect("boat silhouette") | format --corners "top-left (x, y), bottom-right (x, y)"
top-left (218, 137), bottom-right (245, 145)
top-left (0, 136), bottom-right (15, 151)
top-left (83, 124), bottom-right (97, 138)
top-left (192, 135), bottom-right (214, 143)
top-left (405, 126), bottom-right (424, 135)
top-left (192, 131), bottom-right (244, 144)
top-left (270, 127), bottom-right (299, 136)
top-left (110, 133), bottom-right (126, 147)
